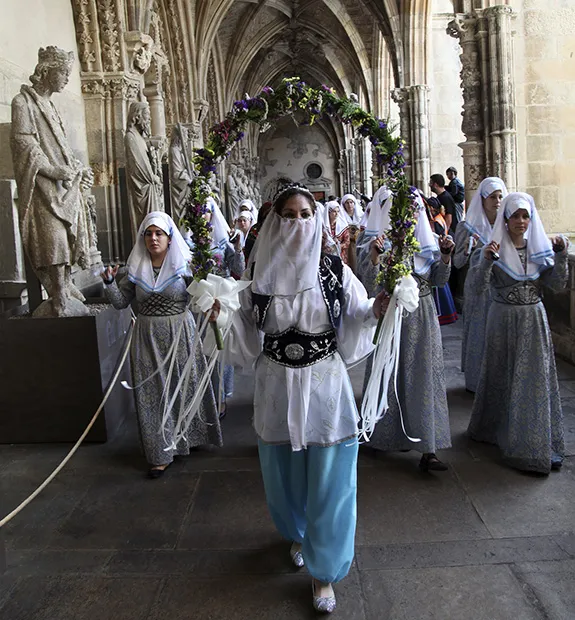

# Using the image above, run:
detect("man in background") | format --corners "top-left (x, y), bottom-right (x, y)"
top-left (429, 173), bottom-right (459, 235)
top-left (446, 166), bottom-right (465, 224)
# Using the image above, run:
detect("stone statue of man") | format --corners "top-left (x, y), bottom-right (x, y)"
top-left (168, 123), bottom-right (193, 226)
top-left (226, 163), bottom-right (241, 214)
top-left (10, 46), bottom-right (94, 317)
top-left (124, 101), bottom-right (164, 240)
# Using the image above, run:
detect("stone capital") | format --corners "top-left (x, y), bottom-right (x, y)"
top-left (391, 87), bottom-right (409, 106)
top-left (446, 13), bottom-right (477, 42)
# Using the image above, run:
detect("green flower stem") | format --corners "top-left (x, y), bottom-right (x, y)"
top-left (211, 322), bottom-right (224, 351)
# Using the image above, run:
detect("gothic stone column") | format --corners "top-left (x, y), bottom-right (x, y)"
top-left (82, 74), bottom-right (142, 262)
top-left (409, 85), bottom-right (431, 191)
top-left (485, 5), bottom-right (517, 191)
top-left (392, 86), bottom-right (431, 190)
top-left (392, 88), bottom-right (412, 185)
top-left (448, 13), bottom-right (486, 204)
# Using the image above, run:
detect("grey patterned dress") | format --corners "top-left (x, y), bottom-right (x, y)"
top-left (467, 249), bottom-right (568, 473)
top-left (454, 223), bottom-right (492, 392)
top-left (359, 255), bottom-right (453, 454)
top-left (105, 274), bottom-right (223, 466)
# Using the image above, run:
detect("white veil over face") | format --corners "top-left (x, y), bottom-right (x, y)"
top-left (465, 177), bottom-right (508, 243)
top-left (127, 211), bottom-right (192, 293)
top-left (491, 192), bottom-right (554, 281)
top-left (250, 203), bottom-right (323, 297)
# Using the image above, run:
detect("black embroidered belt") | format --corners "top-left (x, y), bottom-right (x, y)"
top-left (414, 274), bottom-right (432, 297)
top-left (139, 294), bottom-right (187, 316)
top-left (494, 282), bottom-right (542, 306)
top-left (263, 327), bottom-right (337, 368)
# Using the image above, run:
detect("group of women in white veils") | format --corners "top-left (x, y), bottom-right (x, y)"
top-left (99, 177), bottom-right (569, 614)
top-left (454, 179), bottom-right (569, 474)
top-left (321, 193), bottom-right (364, 268)
top-left (354, 178), bottom-right (569, 476)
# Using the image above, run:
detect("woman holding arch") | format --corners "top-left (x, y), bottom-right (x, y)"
top-left (210, 185), bottom-right (389, 613)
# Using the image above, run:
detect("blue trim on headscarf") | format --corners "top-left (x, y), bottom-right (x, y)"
top-left (127, 266), bottom-right (187, 294)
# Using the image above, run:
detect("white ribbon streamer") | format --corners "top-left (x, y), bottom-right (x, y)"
top-left (360, 274), bottom-right (421, 443)
top-left (161, 274), bottom-right (251, 449)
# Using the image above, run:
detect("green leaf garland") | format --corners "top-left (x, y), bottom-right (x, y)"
top-left (183, 77), bottom-right (420, 292)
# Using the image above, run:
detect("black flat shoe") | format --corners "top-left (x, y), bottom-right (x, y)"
top-left (147, 465), bottom-right (169, 479)
top-left (419, 454), bottom-right (448, 472)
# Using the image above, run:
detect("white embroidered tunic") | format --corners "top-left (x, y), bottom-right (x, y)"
top-left (227, 264), bottom-right (377, 451)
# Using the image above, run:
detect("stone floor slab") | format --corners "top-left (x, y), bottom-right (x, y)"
top-left (360, 565), bottom-right (541, 620)
top-left (512, 560), bottom-right (575, 620)
top-left (356, 463), bottom-right (490, 545)
top-left (453, 459), bottom-right (575, 538)
top-left (176, 471), bottom-right (280, 550)
top-left (48, 473), bottom-right (199, 549)
top-left (0, 575), bottom-right (162, 620)
top-left (2, 474), bottom-right (89, 550)
top-left (147, 570), bottom-right (366, 620)
top-left (106, 544), bottom-right (294, 576)
top-left (6, 549), bottom-right (112, 576)
top-left (356, 536), bottom-right (569, 570)
top-left (553, 533), bottom-right (575, 557)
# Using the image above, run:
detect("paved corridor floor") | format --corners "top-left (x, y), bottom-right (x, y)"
top-left (1, 322), bottom-right (575, 619)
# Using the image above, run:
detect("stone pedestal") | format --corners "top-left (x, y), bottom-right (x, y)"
top-left (0, 180), bottom-right (26, 313)
top-left (546, 253), bottom-right (575, 365)
top-left (0, 305), bottom-right (135, 443)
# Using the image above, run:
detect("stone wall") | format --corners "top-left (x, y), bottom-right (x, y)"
top-left (513, 0), bottom-right (575, 235)
top-left (0, 0), bottom-right (88, 177)
top-left (258, 119), bottom-right (338, 201)
top-left (429, 3), bottom-right (465, 186)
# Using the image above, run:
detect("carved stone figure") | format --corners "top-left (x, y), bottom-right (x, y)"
top-left (168, 123), bottom-right (193, 225)
top-left (125, 101), bottom-right (164, 240)
top-left (226, 163), bottom-right (241, 213)
top-left (10, 46), bottom-right (95, 317)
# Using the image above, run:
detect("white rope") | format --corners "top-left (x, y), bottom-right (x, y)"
top-left (360, 275), bottom-right (421, 443)
top-left (0, 316), bottom-right (136, 529)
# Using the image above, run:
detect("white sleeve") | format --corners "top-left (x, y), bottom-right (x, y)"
top-left (337, 264), bottom-right (378, 365)
top-left (225, 270), bottom-right (263, 370)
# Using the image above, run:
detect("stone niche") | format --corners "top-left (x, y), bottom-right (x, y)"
top-left (0, 305), bottom-right (135, 444)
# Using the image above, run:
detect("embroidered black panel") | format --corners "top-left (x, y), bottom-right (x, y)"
top-left (263, 327), bottom-right (337, 368)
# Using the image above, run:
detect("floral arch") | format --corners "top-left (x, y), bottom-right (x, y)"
top-left (183, 77), bottom-right (419, 293)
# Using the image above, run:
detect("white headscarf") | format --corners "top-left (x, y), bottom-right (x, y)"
top-left (237, 198), bottom-right (258, 219)
top-left (464, 177), bottom-right (508, 244)
top-left (127, 211), bottom-right (192, 293)
top-left (250, 206), bottom-right (323, 296)
top-left (206, 197), bottom-right (233, 251)
top-left (323, 200), bottom-right (349, 237)
top-left (413, 190), bottom-right (440, 275)
top-left (362, 185), bottom-right (392, 238)
top-left (490, 192), bottom-right (554, 281)
top-left (341, 193), bottom-right (364, 225)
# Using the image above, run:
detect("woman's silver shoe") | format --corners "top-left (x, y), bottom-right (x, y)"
top-left (312, 580), bottom-right (336, 614)
top-left (289, 542), bottom-right (305, 568)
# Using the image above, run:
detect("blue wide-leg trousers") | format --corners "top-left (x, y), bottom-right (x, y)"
top-left (258, 438), bottom-right (359, 583)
